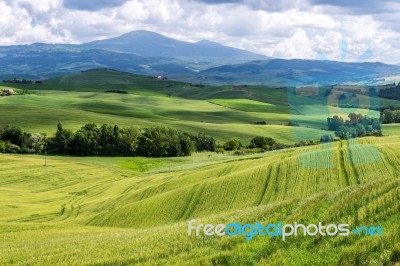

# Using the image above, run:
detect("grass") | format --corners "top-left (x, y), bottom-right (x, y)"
top-left (382, 124), bottom-right (400, 136)
top-left (0, 90), bottom-right (328, 144)
top-left (0, 137), bottom-right (399, 264)
top-left (2, 70), bottom-right (400, 264)
top-left (4, 69), bottom-right (398, 143)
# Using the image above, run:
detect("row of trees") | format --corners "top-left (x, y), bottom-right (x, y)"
top-left (0, 122), bottom-right (289, 157)
top-left (379, 83), bottom-right (400, 101)
top-left (0, 122), bottom-right (218, 157)
top-left (327, 113), bottom-right (382, 139)
top-left (2, 121), bottom-right (347, 157)
top-left (381, 109), bottom-right (400, 124)
top-left (48, 122), bottom-right (197, 157)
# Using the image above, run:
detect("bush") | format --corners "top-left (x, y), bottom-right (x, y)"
top-left (249, 136), bottom-right (276, 150)
top-left (0, 125), bottom-right (30, 148)
top-left (320, 135), bottom-right (333, 143)
top-left (0, 141), bottom-right (6, 153)
top-left (233, 148), bottom-right (264, 156)
top-left (215, 147), bottom-right (225, 154)
top-left (18, 147), bottom-right (35, 154)
top-left (5, 143), bottom-right (20, 153)
top-left (223, 137), bottom-right (241, 151)
top-left (195, 133), bottom-right (216, 151)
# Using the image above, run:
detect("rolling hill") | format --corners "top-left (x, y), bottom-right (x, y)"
top-left (0, 69), bottom-right (329, 144)
top-left (1, 30), bottom-right (400, 86)
top-left (198, 59), bottom-right (400, 86)
top-left (4, 69), bottom-right (400, 141)
top-left (0, 136), bottom-right (399, 265)
top-left (1, 66), bottom-right (400, 265)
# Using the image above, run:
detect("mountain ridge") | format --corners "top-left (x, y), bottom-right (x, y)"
top-left (0, 30), bottom-right (400, 85)
top-left (81, 30), bottom-right (269, 63)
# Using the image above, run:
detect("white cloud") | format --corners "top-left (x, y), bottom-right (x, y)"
top-left (0, 0), bottom-right (399, 64)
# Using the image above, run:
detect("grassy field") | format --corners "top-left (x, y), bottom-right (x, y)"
top-left (0, 89), bottom-right (327, 144)
top-left (1, 69), bottom-right (400, 265)
top-left (0, 136), bottom-right (399, 265)
top-left (3, 69), bottom-right (399, 145)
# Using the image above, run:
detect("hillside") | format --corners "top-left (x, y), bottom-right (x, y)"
top-left (4, 69), bottom-right (400, 142)
top-left (0, 137), bottom-right (399, 264)
top-left (1, 30), bottom-right (400, 86)
top-left (198, 59), bottom-right (400, 86)
top-left (1, 69), bottom-right (400, 265)
top-left (82, 30), bottom-right (269, 64)
top-left (0, 30), bottom-right (268, 78)
top-left (1, 69), bottom-right (330, 143)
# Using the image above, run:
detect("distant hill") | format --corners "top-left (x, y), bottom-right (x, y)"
top-left (0, 30), bottom-right (268, 79)
top-left (1, 30), bottom-right (400, 86)
top-left (81, 30), bottom-right (269, 65)
top-left (196, 59), bottom-right (400, 86)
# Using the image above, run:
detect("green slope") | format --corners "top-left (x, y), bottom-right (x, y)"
top-left (0, 90), bottom-right (327, 144)
top-left (0, 137), bottom-right (399, 265)
top-left (9, 69), bottom-right (288, 103)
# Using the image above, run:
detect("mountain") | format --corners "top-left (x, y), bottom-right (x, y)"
top-left (0, 30), bottom-right (269, 79)
top-left (81, 30), bottom-right (269, 65)
top-left (0, 30), bottom-right (400, 86)
top-left (196, 59), bottom-right (400, 86)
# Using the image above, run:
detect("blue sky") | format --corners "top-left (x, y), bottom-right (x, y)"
top-left (1, 0), bottom-right (399, 63)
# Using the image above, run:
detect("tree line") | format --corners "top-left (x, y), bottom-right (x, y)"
top-left (381, 109), bottom-right (400, 124)
top-left (0, 122), bottom-right (296, 157)
top-left (327, 113), bottom-right (382, 139)
top-left (0, 122), bottom-right (215, 157)
top-left (379, 83), bottom-right (400, 101)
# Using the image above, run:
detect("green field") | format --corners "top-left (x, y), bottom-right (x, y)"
top-left (1, 69), bottom-right (400, 265)
top-left (0, 137), bottom-right (399, 265)
top-left (3, 69), bottom-right (396, 144)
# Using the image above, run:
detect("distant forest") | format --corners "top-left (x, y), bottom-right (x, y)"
top-left (379, 83), bottom-right (400, 101)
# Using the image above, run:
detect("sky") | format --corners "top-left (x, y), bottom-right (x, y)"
top-left (1, 0), bottom-right (400, 64)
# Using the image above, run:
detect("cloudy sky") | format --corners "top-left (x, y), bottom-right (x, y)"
top-left (1, 0), bottom-right (400, 63)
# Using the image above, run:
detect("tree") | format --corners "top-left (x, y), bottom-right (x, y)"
top-left (382, 109), bottom-right (394, 124)
top-left (372, 120), bottom-right (381, 130)
top-left (0, 126), bottom-right (30, 148)
top-left (320, 135), bottom-right (333, 143)
top-left (28, 133), bottom-right (47, 153)
top-left (70, 131), bottom-right (89, 156)
top-left (178, 133), bottom-right (194, 156)
top-left (117, 127), bottom-right (140, 156)
top-left (249, 136), bottom-right (276, 150)
top-left (335, 125), bottom-right (350, 139)
top-left (224, 137), bottom-right (241, 151)
top-left (48, 121), bottom-right (73, 154)
top-left (195, 133), bottom-right (216, 151)
top-left (355, 124), bottom-right (366, 136)
top-left (98, 124), bottom-right (116, 155)
top-left (138, 127), bottom-right (172, 157)
top-left (347, 113), bottom-right (363, 125)
top-left (327, 115), bottom-right (344, 130)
